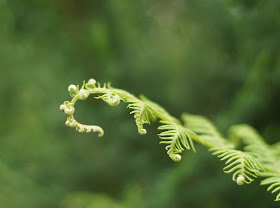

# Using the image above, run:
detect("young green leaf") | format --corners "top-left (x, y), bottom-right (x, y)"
top-left (211, 147), bottom-right (263, 185)
top-left (260, 173), bottom-right (280, 201)
top-left (127, 99), bottom-right (155, 135)
top-left (158, 120), bottom-right (195, 162)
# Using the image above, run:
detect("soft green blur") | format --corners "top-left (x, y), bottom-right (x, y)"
top-left (0, 0), bottom-right (279, 207)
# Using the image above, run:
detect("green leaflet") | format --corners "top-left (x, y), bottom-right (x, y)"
top-left (127, 99), bottom-right (155, 135)
top-left (211, 147), bottom-right (263, 184)
top-left (260, 173), bottom-right (280, 201)
top-left (140, 95), bottom-right (179, 124)
top-left (272, 142), bottom-right (280, 157)
top-left (229, 124), bottom-right (265, 146)
top-left (158, 120), bottom-right (196, 162)
top-left (229, 125), bottom-right (280, 174)
top-left (95, 93), bottom-right (121, 106)
top-left (182, 113), bottom-right (226, 147)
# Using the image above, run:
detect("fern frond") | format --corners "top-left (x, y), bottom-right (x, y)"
top-left (211, 147), bottom-right (263, 185)
top-left (272, 142), bottom-right (280, 157)
top-left (229, 125), bottom-right (280, 171)
top-left (229, 124), bottom-right (265, 146)
top-left (65, 116), bottom-right (104, 137)
top-left (127, 99), bottom-right (155, 135)
top-left (260, 173), bottom-right (280, 201)
top-left (158, 120), bottom-right (195, 162)
top-left (140, 95), bottom-right (179, 124)
top-left (95, 92), bottom-right (121, 106)
top-left (60, 78), bottom-right (280, 203)
top-left (244, 144), bottom-right (280, 171)
top-left (182, 114), bottom-right (226, 147)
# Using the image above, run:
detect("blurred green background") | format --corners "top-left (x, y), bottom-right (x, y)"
top-left (1, 0), bottom-right (280, 207)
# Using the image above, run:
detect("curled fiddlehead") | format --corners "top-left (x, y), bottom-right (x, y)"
top-left (60, 78), bottom-right (280, 202)
top-left (60, 78), bottom-right (198, 162)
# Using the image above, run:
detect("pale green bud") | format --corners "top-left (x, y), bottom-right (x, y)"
top-left (69, 121), bottom-right (76, 127)
top-left (78, 89), bottom-right (89, 100)
top-left (109, 95), bottom-right (121, 106)
top-left (64, 106), bottom-right (75, 115)
top-left (138, 128), bottom-right (147, 135)
top-left (78, 126), bottom-right (84, 133)
top-left (60, 104), bottom-right (66, 111)
top-left (65, 120), bottom-right (70, 126)
top-left (236, 175), bottom-right (245, 185)
top-left (171, 154), bottom-right (181, 162)
top-left (87, 79), bottom-right (96, 88)
top-left (68, 84), bottom-right (78, 93)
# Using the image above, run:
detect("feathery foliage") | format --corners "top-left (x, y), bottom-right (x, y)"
top-left (229, 125), bottom-right (280, 172)
top-left (211, 147), bottom-right (263, 185)
top-left (260, 173), bottom-right (280, 201)
top-left (140, 95), bottom-right (180, 124)
top-left (158, 120), bottom-right (195, 162)
top-left (127, 99), bottom-right (155, 135)
top-left (182, 113), bottom-right (226, 147)
top-left (95, 92), bottom-right (121, 107)
top-left (60, 78), bottom-right (280, 203)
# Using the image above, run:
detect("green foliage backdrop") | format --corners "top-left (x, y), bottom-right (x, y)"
top-left (0, 0), bottom-right (279, 207)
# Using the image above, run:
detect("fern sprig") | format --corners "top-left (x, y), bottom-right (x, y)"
top-left (127, 99), bottom-right (155, 135)
top-left (211, 147), bottom-right (263, 185)
top-left (229, 125), bottom-right (280, 173)
top-left (260, 173), bottom-right (280, 201)
top-left (95, 92), bottom-right (121, 107)
top-left (182, 113), bottom-right (226, 148)
top-left (60, 77), bottom-right (280, 203)
top-left (158, 120), bottom-right (196, 162)
top-left (140, 95), bottom-right (179, 124)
